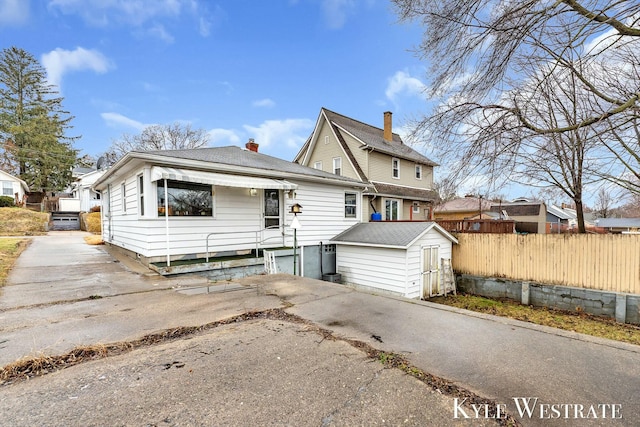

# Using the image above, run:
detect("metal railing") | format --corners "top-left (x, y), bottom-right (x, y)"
top-left (205, 225), bottom-right (292, 262)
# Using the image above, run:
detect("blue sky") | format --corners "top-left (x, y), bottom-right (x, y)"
top-left (1, 0), bottom-right (432, 164)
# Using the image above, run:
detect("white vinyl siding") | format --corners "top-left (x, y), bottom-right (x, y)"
top-left (337, 246), bottom-right (408, 296)
top-left (101, 168), bottom-right (361, 261)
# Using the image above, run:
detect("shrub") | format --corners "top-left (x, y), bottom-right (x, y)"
top-left (89, 205), bottom-right (101, 213)
top-left (0, 196), bottom-right (15, 207)
top-left (85, 212), bottom-right (102, 233)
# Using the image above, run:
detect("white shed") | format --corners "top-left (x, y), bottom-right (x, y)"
top-left (331, 222), bottom-right (458, 299)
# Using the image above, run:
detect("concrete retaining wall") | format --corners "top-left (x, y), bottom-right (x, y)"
top-left (457, 274), bottom-right (640, 325)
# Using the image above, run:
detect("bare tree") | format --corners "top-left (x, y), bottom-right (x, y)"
top-left (104, 122), bottom-right (210, 165)
top-left (592, 187), bottom-right (615, 219)
top-left (392, 0), bottom-right (640, 198)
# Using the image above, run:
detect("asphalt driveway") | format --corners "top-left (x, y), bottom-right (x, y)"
top-left (1, 232), bottom-right (639, 426)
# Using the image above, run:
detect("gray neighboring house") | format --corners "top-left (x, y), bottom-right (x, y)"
top-left (595, 218), bottom-right (640, 234)
top-left (331, 221), bottom-right (457, 299)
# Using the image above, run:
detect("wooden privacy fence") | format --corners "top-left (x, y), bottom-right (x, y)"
top-left (452, 233), bottom-right (640, 294)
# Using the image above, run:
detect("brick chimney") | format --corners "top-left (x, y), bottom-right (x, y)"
top-left (245, 138), bottom-right (259, 152)
top-left (383, 111), bottom-right (392, 142)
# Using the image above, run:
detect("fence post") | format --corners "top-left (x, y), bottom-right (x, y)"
top-left (615, 294), bottom-right (627, 323)
top-left (521, 281), bottom-right (530, 305)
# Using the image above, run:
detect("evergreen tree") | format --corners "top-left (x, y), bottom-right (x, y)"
top-left (0, 46), bottom-right (78, 192)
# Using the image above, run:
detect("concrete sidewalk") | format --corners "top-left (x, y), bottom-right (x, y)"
top-left (2, 232), bottom-right (639, 426)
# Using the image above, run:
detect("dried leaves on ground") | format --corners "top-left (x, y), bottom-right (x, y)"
top-left (430, 294), bottom-right (640, 346)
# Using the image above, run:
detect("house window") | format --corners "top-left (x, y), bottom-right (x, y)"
top-left (413, 201), bottom-right (420, 214)
top-left (137, 175), bottom-right (144, 216)
top-left (264, 189), bottom-right (280, 228)
top-left (121, 183), bottom-right (127, 213)
top-left (1, 181), bottom-right (12, 196)
top-left (392, 158), bottom-right (400, 179)
top-left (415, 164), bottom-right (422, 180)
top-left (157, 180), bottom-right (213, 216)
top-left (345, 192), bottom-right (357, 218)
top-left (333, 157), bottom-right (342, 175)
top-left (314, 161), bottom-right (323, 170)
top-left (385, 199), bottom-right (400, 221)
top-left (324, 136), bottom-right (330, 144)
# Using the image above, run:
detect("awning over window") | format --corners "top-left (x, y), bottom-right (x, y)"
top-left (150, 166), bottom-right (297, 190)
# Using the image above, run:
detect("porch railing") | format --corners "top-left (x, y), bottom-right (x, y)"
top-left (205, 225), bottom-right (292, 262)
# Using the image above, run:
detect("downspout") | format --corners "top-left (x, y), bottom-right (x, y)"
top-left (164, 178), bottom-right (170, 267)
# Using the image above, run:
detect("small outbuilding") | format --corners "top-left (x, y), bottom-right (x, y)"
top-left (331, 222), bottom-right (458, 299)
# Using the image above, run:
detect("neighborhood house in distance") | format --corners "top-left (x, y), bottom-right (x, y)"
top-left (294, 108), bottom-right (439, 222)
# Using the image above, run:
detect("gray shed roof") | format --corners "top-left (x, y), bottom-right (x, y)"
top-left (331, 222), bottom-right (457, 248)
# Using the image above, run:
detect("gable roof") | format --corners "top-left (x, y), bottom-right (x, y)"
top-left (0, 169), bottom-right (29, 192)
top-left (94, 146), bottom-right (368, 190)
top-left (331, 221), bottom-right (457, 249)
top-left (295, 108), bottom-right (438, 166)
top-left (547, 205), bottom-right (575, 220)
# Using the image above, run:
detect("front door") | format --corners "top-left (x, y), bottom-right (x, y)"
top-left (262, 189), bottom-right (282, 246)
top-left (421, 245), bottom-right (440, 298)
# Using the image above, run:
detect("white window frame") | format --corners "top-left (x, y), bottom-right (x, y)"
top-left (415, 164), bottom-right (422, 180)
top-left (1, 181), bottom-right (13, 196)
top-left (385, 198), bottom-right (400, 221)
top-left (333, 157), bottom-right (342, 176)
top-left (121, 182), bottom-right (127, 213)
top-left (392, 158), bottom-right (400, 179)
top-left (344, 192), bottom-right (358, 218)
top-left (324, 135), bottom-right (330, 144)
top-left (314, 161), bottom-right (323, 170)
top-left (412, 201), bottom-right (420, 214)
top-left (137, 174), bottom-right (145, 217)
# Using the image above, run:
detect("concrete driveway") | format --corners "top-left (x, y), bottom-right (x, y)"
top-left (1, 232), bottom-right (639, 426)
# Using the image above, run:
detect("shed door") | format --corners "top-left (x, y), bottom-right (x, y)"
top-left (421, 245), bottom-right (440, 298)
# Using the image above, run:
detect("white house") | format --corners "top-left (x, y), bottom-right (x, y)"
top-left (68, 169), bottom-right (105, 212)
top-left (0, 170), bottom-right (29, 204)
top-left (92, 143), bottom-right (368, 268)
top-left (331, 222), bottom-right (458, 299)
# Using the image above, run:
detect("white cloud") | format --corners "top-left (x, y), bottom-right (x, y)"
top-left (146, 23), bottom-right (174, 43)
top-left (385, 70), bottom-right (427, 102)
top-left (48, 0), bottom-right (182, 26)
top-left (321, 0), bottom-right (357, 29)
top-left (41, 47), bottom-right (112, 90)
top-left (0, 0), bottom-right (29, 26)
top-left (208, 128), bottom-right (241, 145)
top-left (48, 0), bottom-right (220, 41)
top-left (243, 119), bottom-right (314, 149)
top-left (101, 112), bottom-right (148, 131)
top-left (252, 98), bottom-right (276, 108)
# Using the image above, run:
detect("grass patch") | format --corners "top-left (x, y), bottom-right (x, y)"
top-left (430, 294), bottom-right (640, 346)
top-left (82, 212), bottom-right (101, 233)
top-left (84, 235), bottom-right (103, 245)
top-left (0, 238), bottom-right (29, 288)
top-left (0, 208), bottom-right (49, 236)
